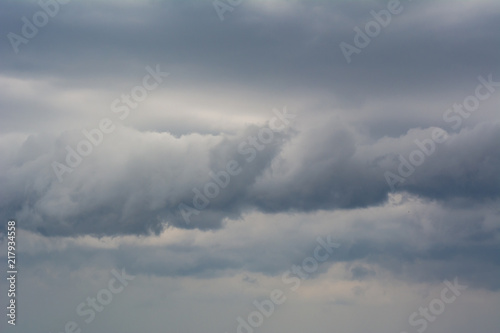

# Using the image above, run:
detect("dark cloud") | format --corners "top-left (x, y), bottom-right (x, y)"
top-left (8, 196), bottom-right (499, 292)
top-left (1, 118), bottom-right (499, 237)
top-left (0, 2), bottom-right (499, 331)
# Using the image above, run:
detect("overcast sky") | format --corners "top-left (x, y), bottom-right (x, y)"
top-left (0, 1), bottom-right (499, 333)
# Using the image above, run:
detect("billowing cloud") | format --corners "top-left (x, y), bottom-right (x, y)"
top-left (1, 1), bottom-right (499, 332)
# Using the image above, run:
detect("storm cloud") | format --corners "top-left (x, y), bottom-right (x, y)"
top-left (0, 1), bottom-right (499, 333)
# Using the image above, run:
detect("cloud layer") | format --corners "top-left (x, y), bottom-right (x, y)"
top-left (0, 1), bottom-right (499, 333)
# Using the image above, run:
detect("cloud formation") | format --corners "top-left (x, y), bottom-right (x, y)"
top-left (0, 1), bottom-right (499, 332)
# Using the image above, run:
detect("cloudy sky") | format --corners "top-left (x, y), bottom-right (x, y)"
top-left (1, 0), bottom-right (499, 332)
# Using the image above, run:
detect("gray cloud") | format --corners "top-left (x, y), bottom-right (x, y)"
top-left (1, 1), bottom-right (499, 332)
top-left (1, 118), bottom-right (499, 237)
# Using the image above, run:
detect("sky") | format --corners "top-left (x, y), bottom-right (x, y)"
top-left (0, 0), bottom-right (499, 332)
